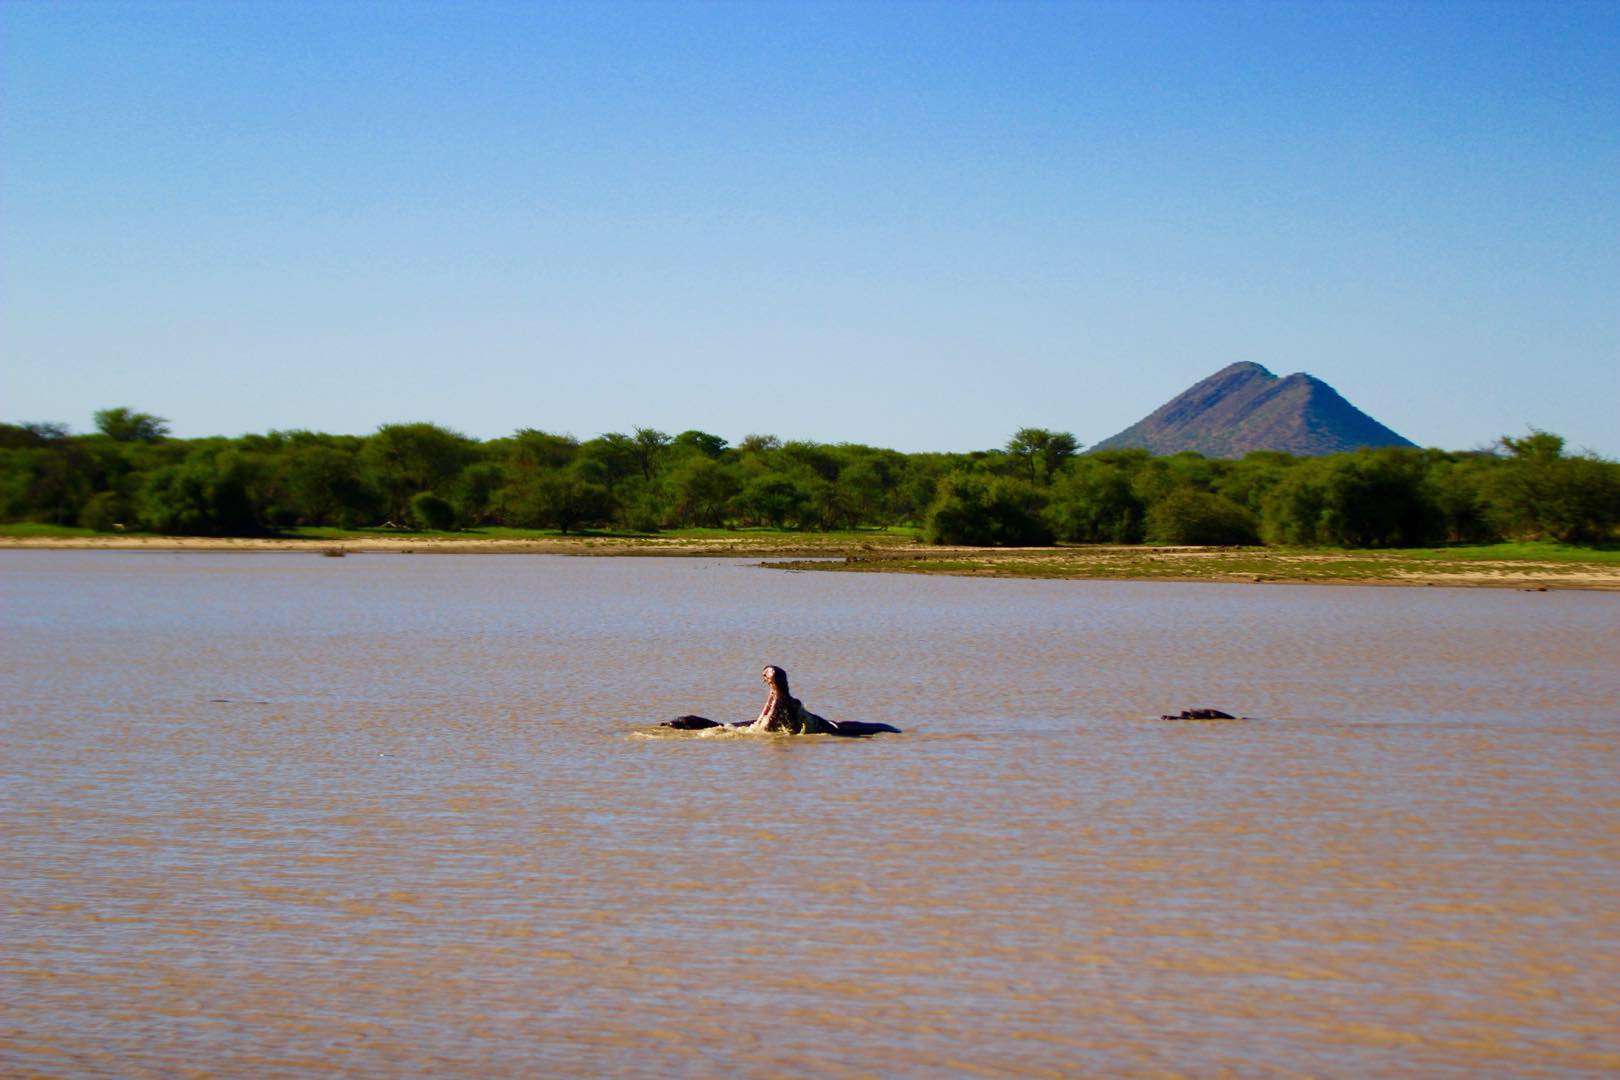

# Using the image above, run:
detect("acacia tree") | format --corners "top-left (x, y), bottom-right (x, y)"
top-left (361, 423), bottom-right (476, 523)
top-left (94, 407), bottom-right (170, 443)
top-left (630, 427), bottom-right (672, 482)
top-left (1487, 431), bottom-right (1620, 542)
top-left (579, 433), bottom-right (639, 493)
top-left (673, 430), bottom-right (728, 459)
top-left (736, 475), bottom-right (806, 528)
top-left (1005, 428), bottom-right (1080, 485)
top-left (509, 471), bottom-right (614, 534)
top-left (667, 457), bottom-right (739, 527)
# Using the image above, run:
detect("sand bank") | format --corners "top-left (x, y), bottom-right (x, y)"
top-left (3, 534), bottom-right (1616, 590)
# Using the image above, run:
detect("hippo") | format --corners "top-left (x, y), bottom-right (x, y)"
top-left (660, 666), bottom-right (901, 737)
top-left (660, 713), bottom-right (901, 737)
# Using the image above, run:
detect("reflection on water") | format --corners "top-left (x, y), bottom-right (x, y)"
top-left (3, 551), bottom-right (1618, 1075)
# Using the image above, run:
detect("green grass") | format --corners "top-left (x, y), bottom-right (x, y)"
top-left (1380, 541), bottom-right (1620, 564)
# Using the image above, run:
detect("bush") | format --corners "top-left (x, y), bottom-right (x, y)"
top-left (408, 491), bottom-right (457, 531)
top-left (139, 449), bottom-right (260, 535)
top-left (1261, 451), bottom-right (1444, 547)
top-left (667, 457), bottom-right (739, 528)
top-left (736, 476), bottom-right (807, 528)
top-left (924, 473), bottom-right (1052, 546)
top-left (1046, 462), bottom-right (1145, 543)
top-left (78, 491), bottom-right (127, 532)
top-left (1144, 489), bottom-right (1259, 545)
top-left (506, 473), bottom-right (615, 534)
top-left (1484, 432), bottom-right (1620, 543)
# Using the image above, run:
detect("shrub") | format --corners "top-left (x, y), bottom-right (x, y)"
top-left (408, 491), bottom-right (457, 531)
top-left (1484, 432), bottom-right (1620, 543)
top-left (1046, 462), bottom-right (1145, 543)
top-left (139, 449), bottom-right (260, 535)
top-left (78, 491), bottom-right (126, 532)
top-left (507, 473), bottom-right (615, 534)
top-left (736, 476), bottom-right (807, 528)
top-left (1261, 451), bottom-right (1444, 547)
top-left (924, 472), bottom-right (1052, 546)
top-left (1144, 489), bottom-right (1259, 545)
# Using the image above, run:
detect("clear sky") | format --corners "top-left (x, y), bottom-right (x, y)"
top-left (3, 0), bottom-right (1617, 456)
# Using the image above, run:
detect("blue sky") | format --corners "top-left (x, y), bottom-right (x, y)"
top-left (3, 0), bottom-right (1617, 455)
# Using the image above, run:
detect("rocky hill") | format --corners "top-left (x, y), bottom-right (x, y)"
top-left (1088, 362), bottom-right (1416, 458)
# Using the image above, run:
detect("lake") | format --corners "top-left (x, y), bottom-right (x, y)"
top-left (3, 550), bottom-right (1617, 1076)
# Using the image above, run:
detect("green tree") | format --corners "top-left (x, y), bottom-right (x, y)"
top-left (94, 407), bottom-right (170, 443)
top-left (1261, 451), bottom-right (1443, 547)
top-left (1215, 451), bottom-right (1297, 515)
top-left (578, 433), bottom-right (640, 493)
top-left (78, 491), bottom-right (129, 532)
top-left (361, 423), bottom-right (476, 523)
top-left (924, 472), bottom-right (1052, 546)
top-left (503, 429), bottom-right (579, 472)
top-left (737, 433), bottom-right (782, 456)
top-left (450, 462), bottom-right (505, 526)
top-left (1485, 431), bottom-right (1620, 542)
top-left (507, 469), bottom-right (614, 534)
top-left (0, 445), bottom-right (92, 524)
top-left (1260, 462), bottom-right (1328, 545)
top-left (409, 491), bottom-right (458, 531)
top-left (630, 427), bottom-right (672, 482)
top-left (802, 475), bottom-right (854, 530)
top-left (284, 445), bottom-right (373, 526)
top-left (1318, 451), bottom-right (1443, 547)
top-left (838, 459), bottom-right (889, 527)
top-left (1047, 460), bottom-right (1145, 543)
top-left (140, 448), bottom-right (261, 535)
top-left (673, 430), bottom-right (728, 459)
top-left (667, 457), bottom-right (740, 527)
top-left (1144, 488), bottom-right (1259, 545)
top-left (1005, 428), bottom-right (1080, 485)
top-left (780, 440), bottom-right (841, 483)
top-left (0, 422), bottom-right (71, 447)
top-left (736, 475), bottom-right (807, 528)
top-left (1425, 453), bottom-right (1498, 543)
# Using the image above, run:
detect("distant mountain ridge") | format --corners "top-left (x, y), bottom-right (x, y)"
top-left (1088, 362), bottom-right (1416, 458)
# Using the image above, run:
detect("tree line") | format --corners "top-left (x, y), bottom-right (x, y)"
top-left (2, 409), bottom-right (1616, 547)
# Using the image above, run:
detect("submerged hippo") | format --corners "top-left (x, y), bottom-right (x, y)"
top-left (1160, 708), bottom-right (1239, 721)
top-left (661, 666), bottom-right (901, 737)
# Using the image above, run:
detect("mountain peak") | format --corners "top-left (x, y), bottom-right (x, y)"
top-left (1215, 360), bottom-right (1275, 378)
top-left (1090, 364), bottom-right (1415, 458)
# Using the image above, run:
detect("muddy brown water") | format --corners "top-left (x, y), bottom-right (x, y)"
top-left (3, 551), bottom-right (1618, 1076)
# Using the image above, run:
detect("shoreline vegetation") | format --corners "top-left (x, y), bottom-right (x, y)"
top-left (4, 525), bottom-right (1617, 591)
top-left (5, 412), bottom-right (1617, 590)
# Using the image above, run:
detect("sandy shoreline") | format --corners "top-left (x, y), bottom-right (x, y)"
top-left (4, 534), bottom-right (1617, 590)
top-left (0, 534), bottom-right (886, 557)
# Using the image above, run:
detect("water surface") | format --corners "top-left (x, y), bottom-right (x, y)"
top-left (3, 551), bottom-right (1617, 1075)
